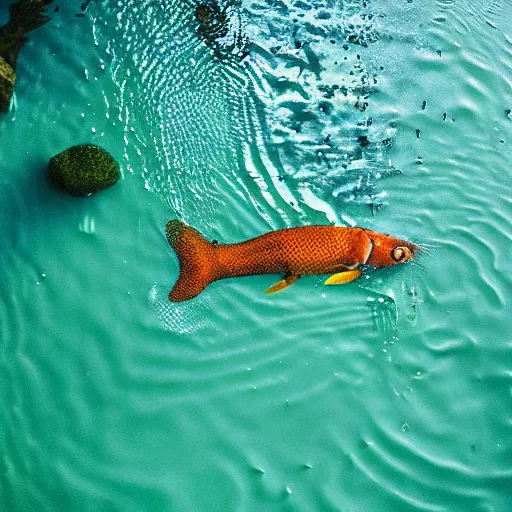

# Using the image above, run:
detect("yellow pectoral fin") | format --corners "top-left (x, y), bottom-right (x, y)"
top-left (264, 274), bottom-right (299, 295)
top-left (324, 269), bottom-right (362, 285)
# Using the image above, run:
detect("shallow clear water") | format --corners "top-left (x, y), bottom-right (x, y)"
top-left (1, 0), bottom-right (511, 510)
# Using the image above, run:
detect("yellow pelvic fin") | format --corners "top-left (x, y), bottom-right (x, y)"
top-left (264, 274), bottom-right (299, 295)
top-left (324, 269), bottom-right (361, 285)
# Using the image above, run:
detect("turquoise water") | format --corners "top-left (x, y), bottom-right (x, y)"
top-left (1, 0), bottom-right (511, 510)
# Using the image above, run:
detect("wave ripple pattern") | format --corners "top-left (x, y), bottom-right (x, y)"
top-left (0, 1), bottom-right (511, 511)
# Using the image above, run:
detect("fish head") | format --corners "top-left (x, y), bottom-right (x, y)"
top-left (363, 230), bottom-right (418, 268)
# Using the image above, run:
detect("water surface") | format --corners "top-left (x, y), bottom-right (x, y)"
top-left (0, 0), bottom-right (511, 510)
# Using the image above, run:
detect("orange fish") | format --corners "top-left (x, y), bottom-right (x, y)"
top-left (166, 220), bottom-right (417, 302)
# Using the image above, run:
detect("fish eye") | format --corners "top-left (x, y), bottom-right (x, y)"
top-left (391, 246), bottom-right (411, 262)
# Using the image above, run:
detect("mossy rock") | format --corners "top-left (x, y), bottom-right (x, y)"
top-left (48, 144), bottom-right (120, 196)
top-left (0, 0), bottom-right (55, 115)
top-left (0, 56), bottom-right (15, 115)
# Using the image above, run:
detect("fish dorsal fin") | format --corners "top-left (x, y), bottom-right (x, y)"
top-left (264, 273), bottom-right (299, 295)
top-left (324, 269), bottom-right (361, 285)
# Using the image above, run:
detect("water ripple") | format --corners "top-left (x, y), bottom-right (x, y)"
top-left (2, 0), bottom-right (512, 510)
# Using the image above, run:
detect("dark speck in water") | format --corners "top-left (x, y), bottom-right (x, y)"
top-left (416, 129), bottom-right (421, 138)
top-left (422, 100), bottom-right (427, 110)
top-left (415, 156), bottom-right (423, 165)
top-left (358, 135), bottom-right (370, 147)
top-left (354, 98), bottom-right (368, 111)
top-left (443, 112), bottom-right (447, 121)
top-left (437, 50), bottom-right (442, 56)
top-left (505, 109), bottom-right (511, 119)
top-left (75, 13), bottom-right (85, 18)
top-left (369, 203), bottom-right (384, 216)
top-left (319, 101), bottom-right (332, 114)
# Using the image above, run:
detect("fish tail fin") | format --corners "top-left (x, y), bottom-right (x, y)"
top-left (166, 220), bottom-right (216, 302)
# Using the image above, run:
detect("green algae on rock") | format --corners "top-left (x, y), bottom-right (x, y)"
top-left (48, 144), bottom-right (120, 197)
top-left (0, 0), bottom-right (54, 68)
top-left (0, 56), bottom-right (15, 114)
top-left (0, 0), bottom-right (54, 114)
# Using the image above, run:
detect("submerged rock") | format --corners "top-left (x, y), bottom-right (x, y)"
top-left (0, 0), bottom-right (54, 114)
top-left (195, 1), bottom-right (248, 60)
top-left (0, 56), bottom-right (15, 114)
top-left (48, 144), bottom-right (120, 197)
